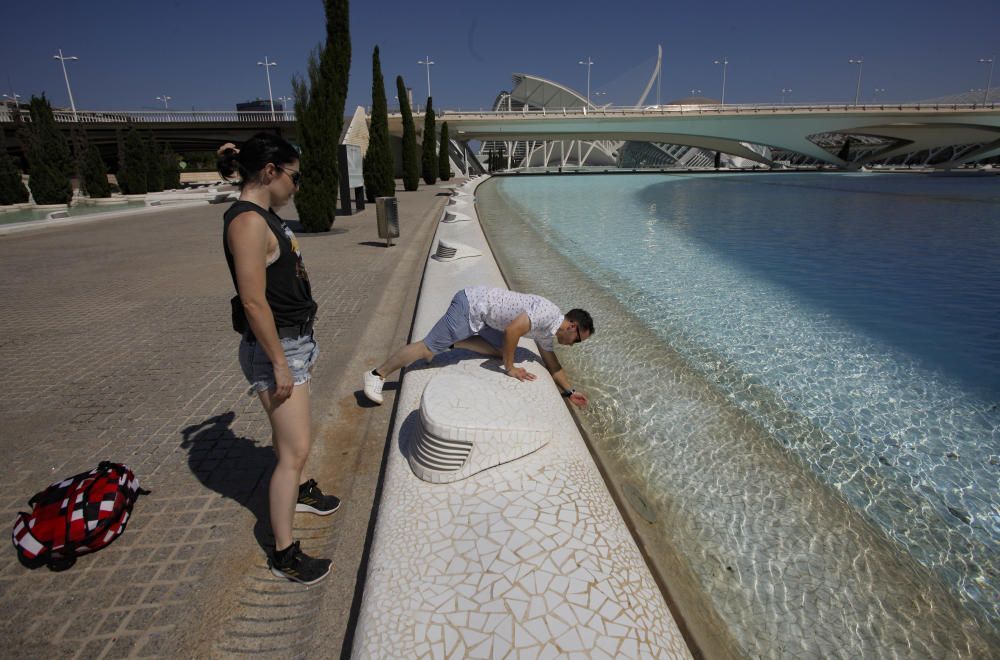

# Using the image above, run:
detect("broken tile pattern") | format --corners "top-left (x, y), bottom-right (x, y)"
top-left (353, 179), bottom-right (690, 659)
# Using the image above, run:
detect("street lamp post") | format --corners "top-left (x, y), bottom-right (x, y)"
top-left (418, 56), bottom-right (435, 99)
top-left (873, 88), bottom-right (886, 103)
top-left (979, 57), bottom-right (994, 105)
top-left (849, 57), bottom-right (864, 106)
top-left (155, 95), bottom-right (171, 110)
top-left (781, 88), bottom-right (792, 104)
top-left (690, 88), bottom-right (702, 97)
top-left (593, 91), bottom-right (607, 107)
top-left (714, 58), bottom-right (728, 105)
top-left (257, 56), bottom-right (278, 120)
top-left (578, 57), bottom-right (594, 107)
top-left (52, 49), bottom-right (79, 121)
top-left (2, 93), bottom-right (21, 104)
top-left (277, 96), bottom-right (293, 113)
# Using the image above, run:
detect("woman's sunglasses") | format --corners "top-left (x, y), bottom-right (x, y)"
top-left (277, 166), bottom-right (301, 187)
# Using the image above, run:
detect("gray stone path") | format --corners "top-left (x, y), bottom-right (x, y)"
top-left (0, 183), bottom-right (449, 658)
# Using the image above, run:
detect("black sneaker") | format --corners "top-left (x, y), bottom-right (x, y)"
top-left (295, 479), bottom-right (341, 516)
top-left (270, 541), bottom-right (332, 585)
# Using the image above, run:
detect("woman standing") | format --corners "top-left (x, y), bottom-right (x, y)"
top-left (218, 133), bottom-right (339, 585)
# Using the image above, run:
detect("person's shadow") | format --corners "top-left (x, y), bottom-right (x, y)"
top-left (181, 412), bottom-right (275, 554)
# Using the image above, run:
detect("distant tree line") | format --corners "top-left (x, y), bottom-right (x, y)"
top-left (362, 55), bottom-right (456, 196)
top-left (0, 95), bottom-right (181, 206)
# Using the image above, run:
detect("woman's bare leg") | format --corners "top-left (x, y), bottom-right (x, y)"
top-left (258, 383), bottom-right (312, 551)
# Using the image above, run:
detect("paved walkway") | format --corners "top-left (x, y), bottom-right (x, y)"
top-left (0, 182), bottom-right (450, 658)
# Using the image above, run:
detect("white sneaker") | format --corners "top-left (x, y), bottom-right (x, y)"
top-left (363, 369), bottom-right (385, 404)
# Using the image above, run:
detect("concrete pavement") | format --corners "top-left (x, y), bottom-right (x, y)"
top-left (0, 181), bottom-right (450, 658)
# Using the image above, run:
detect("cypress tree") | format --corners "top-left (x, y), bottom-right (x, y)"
top-left (362, 45), bottom-right (394, 201)
top-left (0, 137), bottom-right (30, 205)
top-left (421, 96), bottom-right (437, 185)
top-left (145, 133), bottom-right (164, 193)
top-left (292, 0), bottom-right (351, 232)
top-left (438, 121), bottom-right (451, 181)
top-left (20, 95), bottom-right (73, 205)
top-left (397, 75), bottom-right (419, 191)
top-left (161, 143), bottom-right (181, 189)
top-left (118, 126), bottom-right (148, 194)
top-left (73, 128), bottom-right (111, 199)
top-left (82, 142), bottom-right (111, 198)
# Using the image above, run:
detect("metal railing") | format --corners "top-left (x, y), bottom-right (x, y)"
top-left (0, 109), bottom-right (297, 124)
top-left (3, 102), bottom-right (996, 125)
top-left (435, 101), bottom-right (999, 118)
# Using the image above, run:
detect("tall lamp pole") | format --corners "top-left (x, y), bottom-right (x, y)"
top-left (873, 88), bottom-right (886, 103)
top-left (781, 88), bottom-right (792, 104)
top-left (257, 56), bottom-right (278, 120)
top-left (418, 56), bottom-right (435, 99)
top-left (155, 95), bottom-right (171, 110)
top-left (714, 57), bottom-right (729, 105)
top-left (578, 57), bottom-right (594, 107)
top-left (849, 57), bottom-right (864, 106)
top-left (979, 57), bottom-right (995, 105)
top-left (53, 49), bottom-right (79, 121)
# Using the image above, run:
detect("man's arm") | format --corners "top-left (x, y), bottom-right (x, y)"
top-left (502, 313), bottom-right (536, 381)
top-left (539, 349), bottom-right (588, 407)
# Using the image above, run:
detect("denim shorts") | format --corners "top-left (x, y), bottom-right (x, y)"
top-left (239, 333), bottom-right (319, 393)
top-left (422, 290), bottom-right (503, 355)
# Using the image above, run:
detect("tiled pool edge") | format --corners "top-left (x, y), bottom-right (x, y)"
top-left (351, 178), bottom-right (692, 659)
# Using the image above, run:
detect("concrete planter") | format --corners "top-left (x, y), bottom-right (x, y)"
top-left (34, 203), bottom-right (69, 211)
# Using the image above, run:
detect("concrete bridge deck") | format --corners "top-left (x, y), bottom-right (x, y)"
top-left (5, 102), bottom-right (1000, 167)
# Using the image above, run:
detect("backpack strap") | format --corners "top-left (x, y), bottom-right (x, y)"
top-left (12, 511), bottom-right (49, 558)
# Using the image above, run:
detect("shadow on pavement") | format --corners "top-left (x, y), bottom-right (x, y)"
top-left (181, 412), bottom-right (275, 555)
top-left (352, 380), bottom-right (399, 408)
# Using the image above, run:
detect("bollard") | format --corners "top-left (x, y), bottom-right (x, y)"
top-left (375, 197), bottom-right (399, 247)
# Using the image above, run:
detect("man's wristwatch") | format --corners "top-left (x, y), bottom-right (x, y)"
top-left (562, 388), bottom-right (575, 398)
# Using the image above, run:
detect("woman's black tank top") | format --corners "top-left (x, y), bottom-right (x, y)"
top-left (223, 200), bottom-right (317, 328)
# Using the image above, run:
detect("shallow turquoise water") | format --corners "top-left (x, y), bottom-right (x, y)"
top-left (0, 201), bottom-right (145, 226)
top-left (477, 172), bottom-right (1000, 656)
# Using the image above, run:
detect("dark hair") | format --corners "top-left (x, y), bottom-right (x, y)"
top-left (216, 132), bottom-right (299, 188)
top-left (565, 309), bottom-right (594, 335)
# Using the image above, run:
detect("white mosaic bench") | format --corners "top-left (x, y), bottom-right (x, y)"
top-left (410, 373), bottom-right (552, 484)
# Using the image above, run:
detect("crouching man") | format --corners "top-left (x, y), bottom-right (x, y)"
top-left (363, 286), bottom-right (593, 407)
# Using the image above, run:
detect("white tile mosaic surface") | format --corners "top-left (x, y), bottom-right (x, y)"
top-left (410, 373), bottom-right (552, 483)
top-left (352, 179), bottom-right (691, 659)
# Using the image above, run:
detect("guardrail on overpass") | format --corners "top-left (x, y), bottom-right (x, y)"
top-left (0, 109), bottom-right (297, 124)
top-left (2, 103), bottom-right (998, 125)
top-left (437, 102), bottom-right (999, 118)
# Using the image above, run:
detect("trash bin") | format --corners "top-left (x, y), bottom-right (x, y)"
top-left (375, 197), bottom-right (399, 247)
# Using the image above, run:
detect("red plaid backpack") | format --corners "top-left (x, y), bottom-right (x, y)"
top-left (12, 462), bottom-right (149, 570)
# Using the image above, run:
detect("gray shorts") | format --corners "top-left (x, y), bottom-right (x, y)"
top-left (239, 333), bottom-right (319, 393)
top-left (422, 290), bottom-right (503, 355)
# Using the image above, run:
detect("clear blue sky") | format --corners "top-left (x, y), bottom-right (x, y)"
top-left (3, 0), bottom-right (998, 111)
